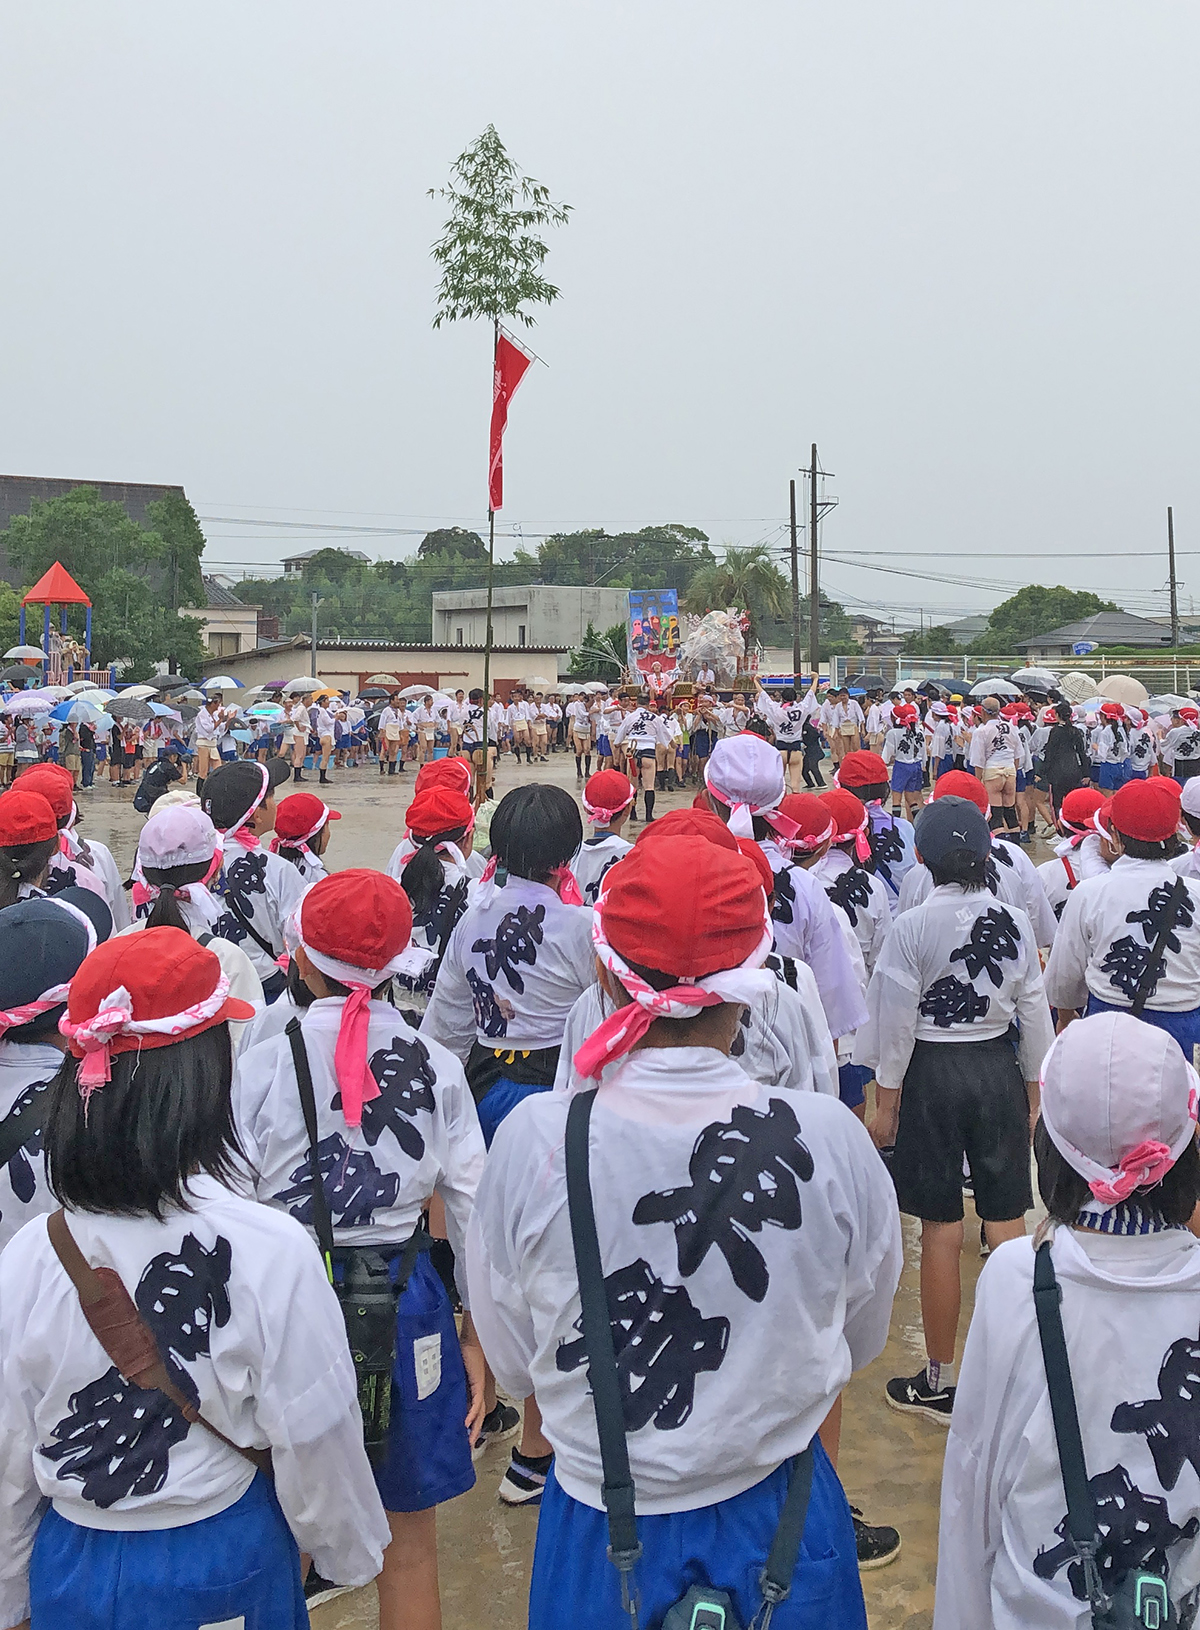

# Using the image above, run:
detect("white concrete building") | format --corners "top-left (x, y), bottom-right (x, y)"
top-left (431, 585), bottom-right (630, 651)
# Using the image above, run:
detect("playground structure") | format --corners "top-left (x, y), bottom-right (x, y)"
top-left (15, 561), bottom-right (114, 687)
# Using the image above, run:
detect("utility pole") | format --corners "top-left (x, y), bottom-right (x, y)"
top-left (789, 479), bottom-right (802, 679)
top-left (310, 593), bottom-right (325, 678)
top-left (1169, 506), bottom-right (1180, 648)
top-left (798, 446), bottom-right (838, 683)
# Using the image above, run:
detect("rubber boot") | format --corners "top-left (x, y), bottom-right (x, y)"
top-left (644, 790), bottom-right (656, 821)
top-left (320, 769), bottom-right (330, 785)
top-left (293, 766), bottom-right (304, 782)
top-left (575, 756), bottom-right (583, 780)
top-left (585, 755), bottom-right (593, 776)
top-left (379, 760), bottom-right (386, 774)
top-left (388, 762), bottom-right (397, 776)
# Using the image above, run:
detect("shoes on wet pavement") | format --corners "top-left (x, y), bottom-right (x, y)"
top-left (849, 1507), bottom-right (902, 1570)
top-left (497, 1447), bottom-right (553, 1506)
top-left (885, 1366), bottom-right (955, 1424)
top-left (472, 1401), bottom-right (521, 1460)
top-left (303, 1570), bottom-right (355, 1609)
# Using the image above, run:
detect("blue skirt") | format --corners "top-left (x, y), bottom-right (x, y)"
top-left (528, 1439), bottom-right (864, 1630)
top-left (1086, 994), bottom-right (1200, 1055)
top-left (371, 1250), bottom-right (475, 1513)
top-left (30, 1472), bottom-right (307, 1630)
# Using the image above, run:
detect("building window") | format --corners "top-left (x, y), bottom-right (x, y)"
top-left (208, 632), bottom-right (240, 657)
top-left (518, 624), bottom-right (526, 647)
top-left (456, 627), bottom-right (463, 645)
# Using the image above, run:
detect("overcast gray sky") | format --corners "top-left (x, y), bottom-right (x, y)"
top-left (1, 1), bottom-right (1198, 629)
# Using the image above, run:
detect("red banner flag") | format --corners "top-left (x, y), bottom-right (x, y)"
top-left (489, 332), bottom-right (534, 512)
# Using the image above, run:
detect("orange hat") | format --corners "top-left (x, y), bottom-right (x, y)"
top-left (932, 769), bottom-right (990, 815)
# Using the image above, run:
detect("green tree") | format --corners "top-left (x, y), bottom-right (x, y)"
top-left (522, 525), bottom-right (713, 592)
top-left (970, 586), bottom-right (1119, 655)
top-left (684, 544), bottom-right (790, 648)
top-left (430, 125), bottom-right (571, 329)
top-left (417, 527), bottom-right (487, 562)
top-left (567, 621), bottom-right (627, 681)
top-left (901, 624), bottom-right (963, 656)
top-left (145, 489), bottom-right (206, 609)
top-left (0, 583), bottom-right (21, 655)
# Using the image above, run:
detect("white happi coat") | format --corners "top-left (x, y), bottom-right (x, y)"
top-left (899, 838), bottom-right (1059, 949)
top-left (387, 848), bottom-right (476, 1014)
top-left (61, 832), bottom-right (130, 929)
top-left (759, 838), bottom-right (869, 1041)
top-left (1045, 857), bottom-right (1200, 1016)
top-left (864, 803), bottom-right (917, 913)
top-left (853, 882), bottom-right (1054, 1090)
top-left (936, 1227), bottom-right (1200, 1629)
top-left (0, 1175), bottom-right (390, 1627)
top-left (970, 717), bottom-right (1020, 771)
top-left (755, 694), bottom-right (808, 747)
top-left (571, 832), bottom-right (632, 906)
top-left (209, 841), bottom-right (307, 982)
top-left (0, 1041), bottom-right (63, 1254)
top-left (423, 877), bottom-right (597, 1055)
top-left (808, 848), bottom-right (893, 978)
top-left (233, 996), bottom-right (484, 1260)
top-left (466, 1047), bottom-right (901, 1514)
top-left (882, 723), bottom-right (928, 768)
top-left (552, 964), bottom-right (839, 1099)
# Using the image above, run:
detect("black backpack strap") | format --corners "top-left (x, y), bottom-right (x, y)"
top-left (1033, 1240), bottom-right (1107, 1615)
top-left (196, 931), bottom-right (214, 947)
top-left (1130, 876), bottom-right (1189, 1018)
top-left (753, 1446), bottom-right (815, 1626)
top-left (286, 1018), bottom-right (336, 1283)
top-left (222, 892), bottom-right (278, 960)
top-left (565, 1089), bottom-right (642, 1628)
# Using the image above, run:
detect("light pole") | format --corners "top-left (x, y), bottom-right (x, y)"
top-left (310, 594), bottom-right (325, 678)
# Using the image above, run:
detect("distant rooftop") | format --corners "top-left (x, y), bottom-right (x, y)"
top-left (1017, 610), bottom-right (1172, 650)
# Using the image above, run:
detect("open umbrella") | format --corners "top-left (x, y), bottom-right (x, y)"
top-left (1097, 675), bottom-right (1149, 706)
top-left (364, 672), bottom-right (399, 685)
top-left (201, 675), bottom-right (244, 692)
top-left (105, 698), bottom-right (154, 722)
top-left (50, 699), bottom-right (107, 724)
top-left (148, 701), bottom-right (183, 720)
top-left (282, 676), bottom-right (322, 694)
top-left (523, 675), bottom-right (553, 688)
top-left (3, 691), bottom-right (56, 714)
top-left (1057, 670), bottom-right (1099, 703)
top-left (969, 677), bottom-right (1021, 698)
top-left (3, 645), bottom-right (46, 661)
top-left (357, 686), bottom-right (390, 700)
top-left (115, 683), bottom-right (160, 700)
top-left (247, 703), bottom-right (286, 719)
top-left (582, 681), bottom-right (611, 694)
top-left (1009, 666), bottom-right (1060, 690)
top-left (1145, 694), bottom-right (1192, 714)
top-left (0, 663), bottom-right (42, 686)
top-left (397, 683), bottom-right (438, 699)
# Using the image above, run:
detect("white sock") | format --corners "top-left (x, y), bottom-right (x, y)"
top-left (927, 1358), bottom-right (955, 1391)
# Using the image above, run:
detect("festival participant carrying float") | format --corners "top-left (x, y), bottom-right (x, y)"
top-left (13, 762), bottom-right (126, 927)
top-left (269, 791), bottom-right (342, 884)
top-left (0, 928), bottom-right (388, 1630)
top-left (1045, 777), bottom-right (1200, 1055)
top-left (703, 734), bottom-right (868, 1045)
top-left (467, 835), bottom-right (902, 1630)
top-left (232, 870), bottom-right (486, 1630)
top-left (0, 894), bottom-right (110, 1253)
top-left (554, 807), bottom-right (840, 1101)
top-left (935, 1013), bottom-right (1200, 1630)
top-left (573, 769), bottom-right (635, 905)
top-left (854, 798), bottom-right (1054, 1424)
top-left (202, 757), bottom-right (304, 1002)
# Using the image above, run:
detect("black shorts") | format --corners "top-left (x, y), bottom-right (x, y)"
top-left (892, 1034), bottom-right (1032, 1224)
top-left (776, 740), bottom-right (803, 755)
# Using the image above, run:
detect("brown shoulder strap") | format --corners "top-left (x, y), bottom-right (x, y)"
top-left (46, 1209), bottom-right (272, 1478)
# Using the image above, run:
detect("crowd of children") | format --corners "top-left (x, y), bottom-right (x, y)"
top-left (6, 679), bottom-right (1200, 1629)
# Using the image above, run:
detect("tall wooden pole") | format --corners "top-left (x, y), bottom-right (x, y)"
top-left (477, 319), bottom-right (499, 802)
top-left (1169, 506), bottom-right (1180, 648)
top-left (789, 479), bottom-right (802, 680)
top-left (808, 443), bottom-right (820, 682)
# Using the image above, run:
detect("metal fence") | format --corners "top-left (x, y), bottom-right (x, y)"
top-left (829, 653), bottom-right (1200, 696)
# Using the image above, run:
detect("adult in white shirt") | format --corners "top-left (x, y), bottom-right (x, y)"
top-left (376, 698), bottom-right (408, 777)
top-left (413, 695), bottom-right (437, 765)
top-left (508, 690), bottom-right (534, 764)
top-left (530, 692), bottom-right (551, 762)
top-left (192, 698), bottom-right (226, 785)
top-left (864, 691), bottom-right (892, 751)
top-left (449, 689), bottom-right (469, 753)
top-left (820, 688), bottom-right (864, 764)
top-left (611, 700), bottom-right (661, 819)
top-left (467, 835), bottom-right (900, 1625)
top-left (566, 696), bottom-right (597, 779)
top-left (285, 697), bottom-right (312, 780)
top-left (753, 678), bottom-right (810, 794)
top-left (0, 930), bottom-right (389, 1630)
top-left (936, 1014), bottom-right (1200, 1630)
top-left (969, 696), bottom-right (1021, 834)
top-left (694, 662), bottom-right (716, 686)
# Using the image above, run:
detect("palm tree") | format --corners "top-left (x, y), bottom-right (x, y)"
top-left (684, 544), bottom-right (789, 649)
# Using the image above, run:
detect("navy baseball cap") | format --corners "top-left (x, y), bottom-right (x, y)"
top-left (914, 797), bottom-right (991, 866)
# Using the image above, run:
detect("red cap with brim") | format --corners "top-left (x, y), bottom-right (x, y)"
top-left (836, 751), bottom-right (889, 789)
top-left (933, 769), bottom-right (990, 815)
top-left (1109, 778), bottom-right (1182, 843)
top-left (0, 790), bottom-right (59, 846)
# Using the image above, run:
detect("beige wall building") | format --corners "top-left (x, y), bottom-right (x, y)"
top-left (189, 577), bottom-right (262, 659)
top-left (432, 585), bottom-right (629, 650)
top-left (198, 636), bottom-right (568, 701)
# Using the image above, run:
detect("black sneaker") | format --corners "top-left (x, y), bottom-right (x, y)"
top-left (497, 1447), bottom-right (553, 1507)
top-left (850, 1508), bottom-right (902, 1570)
top-left (473, 1401), bottom-right (521, 1460)
top-left (885, 1366), bottom-right (955, 1424)
top-left (304, 1570), bottom-right (354, 1609)
top-left (980, 1219), bottom-right (991, 1258)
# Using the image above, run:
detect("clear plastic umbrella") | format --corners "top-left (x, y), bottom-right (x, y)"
top-left (968, 677), bottom-right (1022, 698)
top-left (3, 691), bottom-right (56, 713)
top-left (3, 645), bottom-right (46, 661)
top-left (282, 677), bottom-right (322, 694)
top-left (115, 683), bottom-right (160, 701)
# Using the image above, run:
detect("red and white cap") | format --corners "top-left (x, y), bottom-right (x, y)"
top-left (60, 927), bottom-right (255, 1095)
top-left (1100, 700), bottom-right (1126, 720)
top-left (1040, 1011), bottom-right (1199, 1211)
top-left (293, 871), bottom-right (415, 1126)
top-left (932, 768), bottom-right (990, 815)
top-left (415, 757), bottom-right (473, 798)
top-left (573, 835), bottom-right (775, 1081)
top-left (819, 789), bottom-right (871, 860)
top-left (15, 762), bottom-right (73, 823)
top-left (704, 736), bottom-right (799, 841)
top-left (0, 790), bottom-right (58, 848)
top-left (583, 769), bottom-right (636, 825)
top-left (1108, 778), bottom-right (1182, 844)
top-left (405, 784), bottom-right (474, 842)
top-left (775, 793), bottom-right (835, 853)
top-left (834, 750), bottom-right (889, 791)
top-left (269, 792), bottom-right (341, 861)
top-left (1059, 787), bottom-right (1106, 830)
top-left (634, 808), bottom-right (740, 853)
top-left (893, 704), bottom-right (919, 723)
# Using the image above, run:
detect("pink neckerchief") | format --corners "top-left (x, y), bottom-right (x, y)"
top-left (476, 856), bottom-right (585, 906)
top-left (333, 984), bottom-right (380, 1127)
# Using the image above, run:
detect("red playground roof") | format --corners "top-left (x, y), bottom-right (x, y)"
top-left (22, 561), bottom-right (92, 607)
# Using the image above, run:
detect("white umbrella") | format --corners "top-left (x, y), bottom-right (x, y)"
top-left (1009, 666), bottom-right (1060, 690)
top-left (582, 681), bottom-right (610, 693)
top-left (1057, 670), bottom-right (1099, 703)
top-left (3, 691), bottom-right (56, 713)
top-left (1097, 674), bottom-right (1149, 706)
top-left (1146, 694), bottom-right (1192, 713)
top-left (522, 674), bottom-right (553, 688)
top-left (115, 683), bottom-right (160, 701)
top-left (282, 676), bottom-right (322, 694)
top-left (969, 677), bottom-right (1021, 698)
top-left (201, 675), bottom-right (244, 692)
top-left (558, 682), bottom-right (584, 695)
top-left (397, 683), bottom-right (438, 699)
top-left (3, 645), bottom-right (45, 661)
